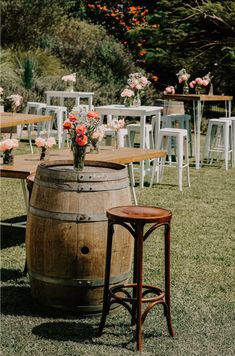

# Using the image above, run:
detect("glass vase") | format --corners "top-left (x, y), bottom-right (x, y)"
top-left (133, 93), bottom-right (141, 107)
top-left (3, 149), bottom-right (14, 165)
top-left (124, 97), bottom-right (132, 107)
top-left (66, 82), bottom-right (74, 92)
top-left (73, 144), bottom-right (87, 171)
top-left (183, 81), bottom-right (189, 95)
top-left (39, 147), bottom-right (49, 163)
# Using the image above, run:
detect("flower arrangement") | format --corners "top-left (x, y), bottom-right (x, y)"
top-left (121, 72), bottom-right (150, 107)
top-left (176, 68), bottom-right (190, 94)
top-left (63, 111), bottom-right (101, 147)
top-left (189, 72), bottom-right (213, 94)
top-left (35, 137), bottom-right (56, 161)
top-left (121, 88), bottom-right (135, 107)
top-left (163, 86), bottom-right (175, 95)
top-left (62, 73), bottom-right (76, 92)
top-left (62, 73), bottom-right (76, 83)
top-left (106, 118), bottom-right (125, 149)
top-left (63, 111), bottom-right (102, 170)
top-left (0, 138), bottom-right (19, 165)
top-left (6, 94), bottom-right (23, 113)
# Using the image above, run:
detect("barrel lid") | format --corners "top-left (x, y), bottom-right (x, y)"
top-left (35, 160), bottom-right (128, 182)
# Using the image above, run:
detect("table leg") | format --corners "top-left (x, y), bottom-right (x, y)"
top-left (195, 101), bottom-right (202, 169)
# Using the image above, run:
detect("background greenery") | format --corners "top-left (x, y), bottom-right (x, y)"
top-left (1, 146), bottom-right (234, 355)
top-left (1, 0), bottom-right (234, 110)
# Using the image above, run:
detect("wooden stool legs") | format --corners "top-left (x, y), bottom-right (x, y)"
top-left (98, 206), bottom-right (175, 352)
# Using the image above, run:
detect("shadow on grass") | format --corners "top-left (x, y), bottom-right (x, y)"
top-left (32, 321), bottom-right (97, 342)
top-left (1, 268), bottom-right (24, 281)
top-left (1, 223), bottom-right (26, 249)
top-left (32, 320), bottom-right (135, 349)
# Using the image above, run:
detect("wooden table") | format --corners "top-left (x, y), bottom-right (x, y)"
top-left (95, 105), bottom-right (163, 188)
top-left (0, 112), bottom-right (52, 128)
top-left (0, 147), bottom-right (166, 227)
top-left (45, 91), bottom-right (94, 110)
top-left (163, 94), bottom-right (233, 169)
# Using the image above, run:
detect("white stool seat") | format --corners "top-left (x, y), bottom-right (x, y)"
top-left (150, 127), bottom-right (190, 191)
top-left (203, 118), bottom-right (232, 170)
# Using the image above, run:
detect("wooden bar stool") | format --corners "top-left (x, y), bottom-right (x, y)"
top-left (98, 205), bottom-right (175, 352)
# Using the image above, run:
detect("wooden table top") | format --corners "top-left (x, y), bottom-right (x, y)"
top-left (163, 94), bottom-right (233, 102)
top-left (0, 112), bottom-right (52, 128)
top-left (0, 147), bottom-right (166, 179)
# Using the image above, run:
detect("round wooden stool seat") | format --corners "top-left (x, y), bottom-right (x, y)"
top-left (107, 205), bottom-right (172, 223)
top-left (98, 204), bottom-right (174, 352)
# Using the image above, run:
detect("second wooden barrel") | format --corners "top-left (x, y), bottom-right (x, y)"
top-left (26, 160), bottom-right (133, 314)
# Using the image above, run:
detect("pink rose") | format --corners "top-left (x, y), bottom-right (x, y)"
top-left (46, 137), bottom-right (56, 148)
top-left (164, 86), bottom-right (175, 95)
top-left (35, 137), bottom-right (46, 148)
top-left (195, 78), bottom-right (203, 85)
top-left (121, 88), bottom-right (135, 97)
top-left (140, 76), bottom-right (148, 86)
top-left (202, 80), bottom-right (209, 86)
top-left (189, 81), bottom-right (195, 88)
top-left (11, 139), bottom-right (19, 148)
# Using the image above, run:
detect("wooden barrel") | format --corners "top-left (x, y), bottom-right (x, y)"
top-left (26, 160), bottom-right (133, 314)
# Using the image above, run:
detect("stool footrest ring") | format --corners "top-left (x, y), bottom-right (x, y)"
top-left (109, 283), bottom-right (165, 303)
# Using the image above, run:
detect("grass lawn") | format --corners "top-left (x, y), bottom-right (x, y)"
top-left (1, 141), bottom-right (235, 355)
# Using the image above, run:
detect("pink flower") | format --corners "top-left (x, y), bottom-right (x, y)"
top-left (164, 86), bottom-right (175, 95)
top-left (87, 111), bottom-right (100, 120)
top-left (11, 139), bottom-right (19, 148)
top-left (195, 77), bottom-right (203, 85)
top-left (189, 81), bottom-right (195, 88)
top-left (202, 79), bottom-right (209, 86)
top-left (0, 139), bottom-right (19, 151)
top-left (62, 73), bottom-right (76, 82)
top-left (46, 137), bottom-right (56, 148)
top-left (121, 88), bottom-right (135, 98)
top-left (179, 74), bottom-right (188, 83)
top-left (35, 137), bottom-right (46, 148)
top-left (140, 76), bottom-right (148, 87)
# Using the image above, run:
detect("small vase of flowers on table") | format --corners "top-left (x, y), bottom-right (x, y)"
top-left (0, 139), bottom-right (19, 165)
top-left (35, 137), bottom-right (56, 163)
top-left (63, 111), bottom-right (102, 171)
top-left (121, 72), bottom-right (150, 107)
top-left (189, 72), bottom-right (213, 94)
top-left (176, 68), bottom-right (190, 95)
top-left (62, 73), bottom-right (76, 92)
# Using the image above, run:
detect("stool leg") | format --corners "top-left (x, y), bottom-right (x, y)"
top-left (98, 221), bottom-right (114, 336)
top-left (177, 134), bottom-right (183, 192)
top-left (136, 223), bottom-right (144, 352)
top-left (164, 223), bottom-right (174, 337)
top-left (184, 135), bottom-right (190, 187)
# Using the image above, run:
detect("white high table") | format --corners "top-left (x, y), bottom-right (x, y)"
top-left (45, 91), bottom-right (94, 110)
top-left (95, 105), bottom-right (163, 188)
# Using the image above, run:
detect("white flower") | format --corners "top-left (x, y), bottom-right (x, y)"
top-left (7, 94), bottom-right (23, 109)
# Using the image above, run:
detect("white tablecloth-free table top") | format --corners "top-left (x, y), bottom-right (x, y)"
top-left (95, 105), bottom-right (163, 188)
top-left (45, 91), bottom-right (94, 110)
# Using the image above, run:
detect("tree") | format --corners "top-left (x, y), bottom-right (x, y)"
top-left (80, 0), bottom-right (235, 95)
top-left (0, 0), bottom-right (74, 47)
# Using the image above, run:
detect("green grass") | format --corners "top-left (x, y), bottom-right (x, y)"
top-left (1, 141), bottom-right (235, 355)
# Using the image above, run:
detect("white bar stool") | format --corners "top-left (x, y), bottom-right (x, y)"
top-left (150, 128), bottom-right (190, 191)
top-left (161, 114), bottom-right (192, 157)
top-left (44, 105), bottom-right (68, 149)
top-left (126, 123), bottom-right (155, 186)
top-left (21, 102), bottom-right (47, 153)
top-left (203, 118), bottom-right (232, 170)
